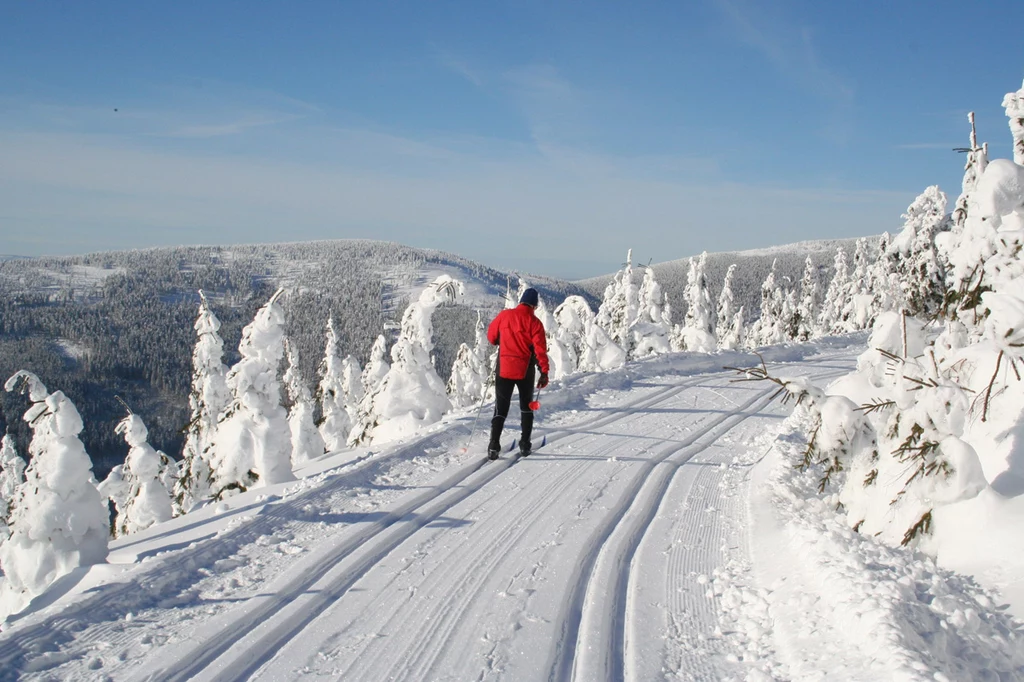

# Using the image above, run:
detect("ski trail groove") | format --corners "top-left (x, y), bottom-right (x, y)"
top-left (558, 383), bottom-right (780, 682)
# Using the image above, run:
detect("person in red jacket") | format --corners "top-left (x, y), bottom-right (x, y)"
top-left (486, 287), bottom-right (550, 458)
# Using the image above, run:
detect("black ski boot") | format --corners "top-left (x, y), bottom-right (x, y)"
top-left (520, 410), bottom-right (534, 456)
top-left (488, 416), bottom-right (505, 460)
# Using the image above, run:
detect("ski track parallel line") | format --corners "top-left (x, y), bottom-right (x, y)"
top-left (544, 380), bottom-right (777, 682)
top-left (568, 384), bottom-right (781, 682)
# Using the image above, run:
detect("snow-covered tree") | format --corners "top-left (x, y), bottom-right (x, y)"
top-left (348, 275), bottom-right (464, 446)
top-left (174, 290), bottom-right (229, 516)
top-left (719, 306), bottom-right (745, 350)
top-left (579, 317), bottom-right (627, 372)
top-left (504, 276), bottom-right (519, 310)
top-left (867, 233), bottom-right (900, 317)
top-left (715, 264), bottom-right (738, 345)
top-left (209, 289), bottom-right (294, 498)
top-left (672, 252), bottom-right (716, 352)
top-left (361, 334), bottom-right (391, 396)
top-left (284, 339), bottom-right (325, 465)
top-left (891, 186), bottom-right (950, 318)
top-left (840, 237), bottom-right (876, 331)
top-left (596, 249), bottom-right (640, 353)
top-left (317, 317), bottom-right (350, 453)
top-left (1, 372), bottom-right (109, 620)
top-left (447, 312), bottom-right (492, 408)
top-left (749, 260), bottom-right (787, 346)
top-left (817, 248), bottom-right (850, 335)
top-left (108, 414), bottom-right (177, 538)
top-left (795, 256), bottom-right (819, 341)
top-left (631, 266), bottom-right (673, 358)
top-left (1003, 79), bottom-right (1024, 165)
top-left (553, 295), bottom-right (594, 375)
top-left (952, 112), bottom-right (989, 228)
top-left (0, 435), bottom-right (26, 542)
top-left (341, 355), bottom-right (364, 423)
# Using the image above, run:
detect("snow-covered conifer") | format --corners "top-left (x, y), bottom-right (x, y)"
top-left (867, 233), bottom-right (900, 316)
top-left (817, 248), bottom-right (850, 335)
top-left (209, 289), bottom-right (294, 498)
top-left (361, 335), bottom-right (391, 396)
top-left (672, 252), bottom-right (716, 352)
top-left (631, 266), bottom-right (673, 358)
top-left (952, 112), bottom-right (989, 228)
top-left (174, 290), bottom-right (229, 516)
top-left (840, 238), bottom-right (876, 330)
top-left (109, 414), bottom-right (176, 538)
top-left (0, 435), bottom-right (26, 542)
top-left (447, 312), bottom-right (491, 407)
top-left (284, 339), bottom-right (325, 465)
top-left (1, 372), bottom-right (108, 619)
top-left (579, 318), bottom-right (627, 372)
top-left (596, 249), bottom-right (640, 353)
top-left (1003, 79), bottom-right (1024, 165)
top-left (749, 260), bottom-right (786, 346)
top-left (719, 306), bottom-right (745, 350)
top-left (348, 275), bottom-right (464, 446)
top-left (504, 276), bottom-right (519, 310)
top-left (891, 186), bottom-right (949, 318)
top-left (317, 317), bottom-right (350, 453)
top-left (795, 256), bottom-right (819, 341)
top-left (553, 296), bottom-right (594, 375)
top-left (715, 264), bottom-right (738, 345)
top-left (341, 354), bottom-right (364, 423)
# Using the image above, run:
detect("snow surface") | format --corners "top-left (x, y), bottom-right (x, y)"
top-left (0, 340), bottom-right (1021, 681)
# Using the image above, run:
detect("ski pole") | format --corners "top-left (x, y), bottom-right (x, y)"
top-left (529, 388), bottom-right (541, 411)
top-left (460, 356), bottom-right (497, 454)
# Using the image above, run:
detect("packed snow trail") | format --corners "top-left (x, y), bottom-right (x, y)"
top-left (0, 348), bottom-right (856, 681)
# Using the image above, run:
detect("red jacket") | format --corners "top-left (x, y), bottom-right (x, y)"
top-left (487, 304), bottom-right (550, 380)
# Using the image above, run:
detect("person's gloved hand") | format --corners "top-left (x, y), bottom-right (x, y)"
top-left (537, 372), bottom-right (549, 389)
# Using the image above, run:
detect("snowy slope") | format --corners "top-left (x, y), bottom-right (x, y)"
top-left (0, 340), bottom-right (1019, 681)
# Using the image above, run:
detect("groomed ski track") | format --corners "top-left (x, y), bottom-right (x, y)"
top-left (0, 348), bottom-right (856, 681)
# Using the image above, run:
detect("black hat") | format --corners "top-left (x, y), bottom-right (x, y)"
top-left (520, 288), bottom-right (539, 307)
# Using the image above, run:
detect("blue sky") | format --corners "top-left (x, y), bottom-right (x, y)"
top-left (2, 0), bottom-right (1023, 278)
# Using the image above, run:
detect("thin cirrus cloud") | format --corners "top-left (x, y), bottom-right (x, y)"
top-left (714, 0), bottom-right (854, 142)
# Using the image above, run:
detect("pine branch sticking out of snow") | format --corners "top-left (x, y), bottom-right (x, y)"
top-left (1, 371), bottom-right (109, 621)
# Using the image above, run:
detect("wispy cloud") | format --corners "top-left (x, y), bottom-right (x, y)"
top-left (433, 46), bottom-right (485, 87)
top-left (714, 0), bottom-right (854, 142)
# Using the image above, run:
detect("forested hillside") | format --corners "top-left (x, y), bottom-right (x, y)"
top-left (0, 240), bottom-right (592, 476)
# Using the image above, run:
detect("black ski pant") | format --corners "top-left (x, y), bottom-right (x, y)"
top-left (489, 364), bottom-right (536, 449)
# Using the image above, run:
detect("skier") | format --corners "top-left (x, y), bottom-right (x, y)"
top-left (487, 287), bottom-right (550, 459)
